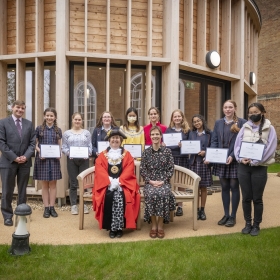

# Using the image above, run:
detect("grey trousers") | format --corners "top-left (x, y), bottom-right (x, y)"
top-left (66, 157), bottom-right (89, 206)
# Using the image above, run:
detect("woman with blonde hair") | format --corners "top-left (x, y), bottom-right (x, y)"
top-left (164, 109), bottom-right (190, 216)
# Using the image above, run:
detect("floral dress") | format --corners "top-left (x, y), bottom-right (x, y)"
top-left (140, 146), bottom-right (176, 223)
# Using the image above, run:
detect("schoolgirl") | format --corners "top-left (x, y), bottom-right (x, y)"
top-left (33, 108), bottom-right (62, 218)
top-left (234, 103), bottom-right (277, 236)
top-left (188, 114), bottom-right (212, 220)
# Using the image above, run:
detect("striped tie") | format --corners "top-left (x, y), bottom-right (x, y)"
top-left (16, 119), bottom-right (22, 137)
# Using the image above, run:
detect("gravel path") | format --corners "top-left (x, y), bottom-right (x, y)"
top-left (0, 174), bottom-right (279, 245)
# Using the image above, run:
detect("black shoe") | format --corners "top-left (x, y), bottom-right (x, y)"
top-left (116, 230), bottom-right (123, 238)
top-left (43, 207), bottom-right (50, 218)
top-left (50, 207), bottom-right (58, 218)
top-left (197, 210), bottom-right (201, 220)
top-left (200, 210), bottom-right (206, 220)
top-left (176, 206), bottom-right (183, 216)
top-left (4, 218), bottom-right (13, 226)
top-left (218, 215), bottom-right (229, 225)
top-left (242, 223), bottom-right (252, 234)
top-left (250, 226), bottom-right (260, 236)
top-left (225, 217), bottom-right (236, 227)
top-left (109, 230), bottom-right (117, 238)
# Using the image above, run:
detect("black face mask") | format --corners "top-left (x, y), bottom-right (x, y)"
top-left (249, 113), bottom-right (262, 123)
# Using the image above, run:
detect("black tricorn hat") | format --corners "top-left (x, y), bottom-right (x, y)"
top-left (104, 129), bottom-right (127, 141)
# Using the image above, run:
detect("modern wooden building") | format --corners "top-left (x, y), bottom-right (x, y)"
top-left (0, 0), bottom-right (262, 201)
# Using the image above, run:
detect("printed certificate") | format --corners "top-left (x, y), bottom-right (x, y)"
top-left (162, 133), bottom-right (182, 147)
top-left (40, 144), bottom-right (60, 158)
top-left (97, 141), bottom-right (109, 153)
top-left (69, 146), bottom-right (89, 158)
top-left (180, 140), bottom-right (201, 154)
top-left (124, 144), bottom-right (142, 158)
top-left (239, 142), bottom-right (265, 161)
top-left (205, 148), bottom-right (228, 164)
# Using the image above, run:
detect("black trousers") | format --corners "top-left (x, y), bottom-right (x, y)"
top-left (237, 164), bottom-right (268, 225)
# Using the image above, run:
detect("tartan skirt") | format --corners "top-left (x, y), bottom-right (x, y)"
top-left (189, 161), bottom-right (213, 187)
top-left (212, 161), bottom-right (238, 178)
top-left (173, 156), bottom-right (189, 168)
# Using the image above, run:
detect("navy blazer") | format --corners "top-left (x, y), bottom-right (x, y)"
top-left (211, 118), bottom-right (247, 160)
top-left (91, 125), bottom-right (118, 156)
top-left (0, 116), bottom-right (36, 167)
top-left (188, 130), bottom-right (212, 165)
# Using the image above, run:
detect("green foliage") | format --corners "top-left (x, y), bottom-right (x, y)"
top-left (267, 163), bottom-right (280, 173)
top-left (1, 227), bottom-right (280, 280)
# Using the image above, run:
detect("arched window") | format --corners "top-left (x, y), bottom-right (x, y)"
top-left (74, 81), bottom-right (97, 133)
top-left (130, 72), bottom-right (155, 124)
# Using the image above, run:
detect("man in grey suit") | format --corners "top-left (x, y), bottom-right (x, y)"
top-left (0, 100), bottom-right (36, 226)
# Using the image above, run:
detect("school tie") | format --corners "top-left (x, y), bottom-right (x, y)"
top-left (16, 119), bottom-right (22, 137)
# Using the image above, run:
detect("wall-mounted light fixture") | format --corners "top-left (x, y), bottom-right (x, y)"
top-left (206, 51), bottom-right (221, 69)
top-left (249, 72), bottom-right (256, 85)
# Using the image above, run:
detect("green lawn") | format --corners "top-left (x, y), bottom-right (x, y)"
top-left (268, 163), bottom-right (280, 173)
top-left (1, 227), bottom-right (280, 280)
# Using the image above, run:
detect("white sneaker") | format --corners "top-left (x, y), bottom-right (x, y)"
top-left (84, 204), bottom-right (89, 214)
top-left (71, 205), bottom-right (78, 215)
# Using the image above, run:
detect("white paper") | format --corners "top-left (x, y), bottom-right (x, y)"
top-left (180, 140), bottom-right (201, 154)
top-left (239, 141), bottom-right (265, 161)
top-left (162, 133), bottom-right (182, 147)
top-left (145, 145), bottom-right (151, 150)
top-left (205, 148), bottom-right (228, 164)
top-left (69, 146), bottom-right (89, 158)
top-left (40, 144), bottom-right (60, 158)
top-left (124, 144), bottom-right (142, 158)
top-left (97, 141), bottom-right (109, 153)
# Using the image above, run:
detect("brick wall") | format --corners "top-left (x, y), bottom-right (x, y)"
top-left (255, 0), bottom-right (280, 148)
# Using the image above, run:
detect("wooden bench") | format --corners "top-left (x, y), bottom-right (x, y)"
top-left (77, 161), bottom-right (201, 230)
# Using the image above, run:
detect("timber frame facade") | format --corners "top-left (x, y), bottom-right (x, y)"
top-left (0, 0), bottom-right (261, 200)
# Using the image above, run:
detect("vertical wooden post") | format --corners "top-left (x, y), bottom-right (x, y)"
top-left (16, 0), bottom-right (25, 54)
top-left (36, 0), bottom-right (44, 52)
top-left (197, 0), bottom-right (206, 66)
top-left (56, 0), bottom-right (69, 200)
top-left (127, 0), bottom-right (131, 56)
top-left (106, 59), bottom-right (110, 111)
top-left (84, 57), bottom-right (88, 129)
top-left (184, 0), bottom-right (193, 62)
top-left (126, 60), bottom-right (131, 109)
top-left (210, 0), bottom-right (219, 51)
top-left (221, 0), bottom-right (231, 72)
top-left (161, 0), bottom-right (180, 125)
top-left (0, 0), bottom-right (7, 55)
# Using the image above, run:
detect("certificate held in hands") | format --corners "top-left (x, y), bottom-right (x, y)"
top-left (69, 146), bottom-right (89, 158)
top-left (205, 148), bottom-right (228, 164)
top-left (239, 141), bottom-right (265, 161)
top-left (123, 144), bottom-right (142, 158)
top-left (40, 144), bottom-right (60, 158)
top-left (162, 133), bottom-right (182, 146)
top-left (180, 140), bottom-right (201, 154)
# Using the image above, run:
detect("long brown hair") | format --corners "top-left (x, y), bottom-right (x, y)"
top-left (168, 109), bottom-right (190, 134)
top-left (39, 107), bottom-right (60, 139)
top-left (223, 100), bottom-right (240, 133)
top-left (95, 111), bottom-right (118, 128)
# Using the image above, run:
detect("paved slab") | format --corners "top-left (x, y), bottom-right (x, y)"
top-left (0, 174), bottom-right (279, 245)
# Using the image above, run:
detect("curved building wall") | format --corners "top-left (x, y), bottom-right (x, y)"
top-left (0, 0), bottom-right (261, 198)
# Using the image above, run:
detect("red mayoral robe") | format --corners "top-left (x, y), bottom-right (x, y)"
top-left (93, 150), bottom-right (140, 229)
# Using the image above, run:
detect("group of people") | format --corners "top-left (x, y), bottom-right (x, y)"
top-left (0, 100), bottom-right (277, 240)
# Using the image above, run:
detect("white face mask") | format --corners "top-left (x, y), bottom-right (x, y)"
top-left (127, 116), bottom-right (137, 123)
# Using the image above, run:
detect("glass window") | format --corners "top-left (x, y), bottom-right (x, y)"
top-left (7, 67), bottom-right (16, 115)
top-left (44, 64), bottom-right (56, 109)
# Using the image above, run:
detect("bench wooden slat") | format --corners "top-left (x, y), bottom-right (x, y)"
top-left (77, 162), bottom-right (201, 231)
